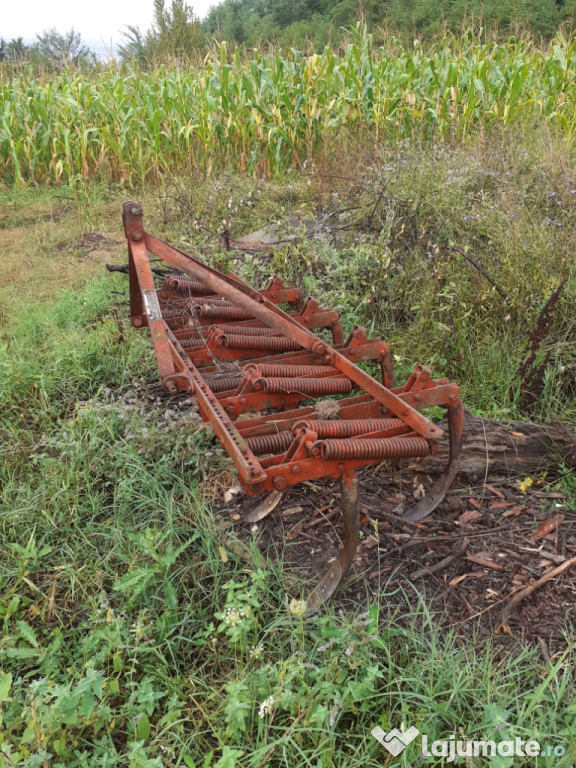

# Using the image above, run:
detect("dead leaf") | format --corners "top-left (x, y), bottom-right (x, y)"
top-left (529, 514), bottom-right (565, 542)
top-left (484, 484), bottom-right (505, 499)
top-left (449, 574), bottom-right (468, 586)
top-left (466, 554), bottom-right (504, 570)
top-left (490, 501), bottom-right (515, 510)
top-left (458, 510), bottom-right (484, 525)
top-left (224, 487), bottom-right (241, 503)
top-left (501, 505), bottom-right (526, 518)
top-left (282, 506), bottom-right (304, 516)
top-left (413, 483), bottom-right (425, 499)
top-left (468, 497), bottom-right (483, 509)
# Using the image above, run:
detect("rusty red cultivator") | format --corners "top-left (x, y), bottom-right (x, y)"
top-left (121, 201), bottom-right (464, 611)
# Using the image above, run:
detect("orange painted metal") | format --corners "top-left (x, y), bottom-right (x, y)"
top-left (120, 201), bottom-right (464, 609)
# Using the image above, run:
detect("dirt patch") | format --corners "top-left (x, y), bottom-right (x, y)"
top-left (73, 229), bottom-right (124, 262)
top-left (219, 469), bottom-right (576, 654)
top-left (75, 229), bottom-right (122, 253)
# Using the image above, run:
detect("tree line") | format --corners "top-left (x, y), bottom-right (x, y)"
top-left (2, 0), bottom-right (575, 70)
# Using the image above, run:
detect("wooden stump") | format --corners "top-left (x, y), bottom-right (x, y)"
top-left (403, 412), bottom-right (576, 479)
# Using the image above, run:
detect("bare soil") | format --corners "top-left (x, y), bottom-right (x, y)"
top-left (220, 467), bottom-right (576, 654)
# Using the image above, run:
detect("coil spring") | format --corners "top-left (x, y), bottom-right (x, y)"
top-left (160, 307), bottom-right (186, 319)
top-left (312, 436), bottom-right (430, 460)
top-left (243, 363), bottom-right (336, 377)
top-left (293, 418), bottom-right (404, 438)
top-left (220, 335), bottom-right (302, 351)
top-left (254, 377), bottom-right (353, 395)
top-left (179, 337), bottom-right (203, 348)
top-left (164, 276), bottom-right (216, 295)
top-left (193, 305), bottom-right (254, 320)
top-left (187, 297), bottom-right (235, 307)
top-left (216, 325), bottom-right (278, 337)
top-left (204, 376), bottom-right (242, 393)
top-left (245, 431), bottom-right (293, 456)
top-left (185, 299), bottom-right (236, 317)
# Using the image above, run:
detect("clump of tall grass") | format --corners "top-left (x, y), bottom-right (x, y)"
top-left (3, 30), bottom-right (576, 186)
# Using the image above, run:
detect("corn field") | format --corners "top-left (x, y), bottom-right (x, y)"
top-left (2, 32), bottom-right (576, 185)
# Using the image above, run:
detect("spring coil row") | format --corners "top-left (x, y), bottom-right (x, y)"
top-left (192, 305), bottom-right (254, 320)
top-left (245, 431), bottom-right (293, 456)
top-left (164, 276), bottom-right (216, 295)
top-left (203, 376), bottom-right (243, 393)
top-left (215, 325), bottom-right (279, 337)
top-left (311, 436), bottom-right (431, 460)
top-left (188, 297), bottom-right (236, 307)
top-left (253, 377), bottom-right (353, 395)
top-left (244, 363), bottom-right (336, 378)
top-left (218, 335), bottom-right (302, 352)
top-left (293, 418), bottom-right (405, 438)
top-left (186, 299), bottom-right (236, 315)
top-left (179, 337), bottom-right (204, 349)
top-left (160, 307), bottom-right (186, 318)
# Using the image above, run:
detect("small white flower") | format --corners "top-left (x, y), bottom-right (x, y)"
top-left (249, 642), bottom-right (263, 659)
top-left (258, 695), bottom-right (274, 719)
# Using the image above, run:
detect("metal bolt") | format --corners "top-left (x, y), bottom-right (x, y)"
top-left (292, 465), bottom-right (301, 475)
top-left (131, 205), bottom-right (143, 217)
top-left (273, 476), bottom-right (287, 491)
top-left (131, 231), bottom-right (143, 242)
top-left (132, 318), bottom-right (143, 327)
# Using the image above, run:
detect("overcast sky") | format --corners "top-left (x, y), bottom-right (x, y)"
top-left (3, 0), bottom-right (215, 49)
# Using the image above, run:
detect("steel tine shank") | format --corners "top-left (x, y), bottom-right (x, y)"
top-left (402, 394), bottom-right (464, 522)
top-left (306, 471), bottom-right (360, 614)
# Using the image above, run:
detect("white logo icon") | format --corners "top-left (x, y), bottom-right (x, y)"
top-left (371, 725), bottom-right (420, 756)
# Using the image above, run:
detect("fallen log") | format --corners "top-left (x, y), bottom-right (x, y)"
top-left (402, 412), bottom-right (576, 479)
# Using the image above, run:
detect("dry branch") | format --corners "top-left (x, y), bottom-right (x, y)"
top-left (497, 556), bottom-right (576, 632)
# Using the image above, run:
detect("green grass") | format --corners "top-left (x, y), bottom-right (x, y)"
top-left (2, 131), bottom-right (576, 765)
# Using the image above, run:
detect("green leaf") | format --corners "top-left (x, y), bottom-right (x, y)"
top-left (137, 713), bottom-right (151, 742)
top-left (215, 747), bottom-right (244, 768)
top-left (81, 690), bottom-right (97, 718)
top-left (17, 620), bottom-right (39, 647)
top-left (223, 681), bottom-right (250, 737)
top-left (482, 704), bottom-right (511, 726)
top-left (113, 567), bottom-right (153, 598)
top-left (0, 672), bottom-right (12, 702)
